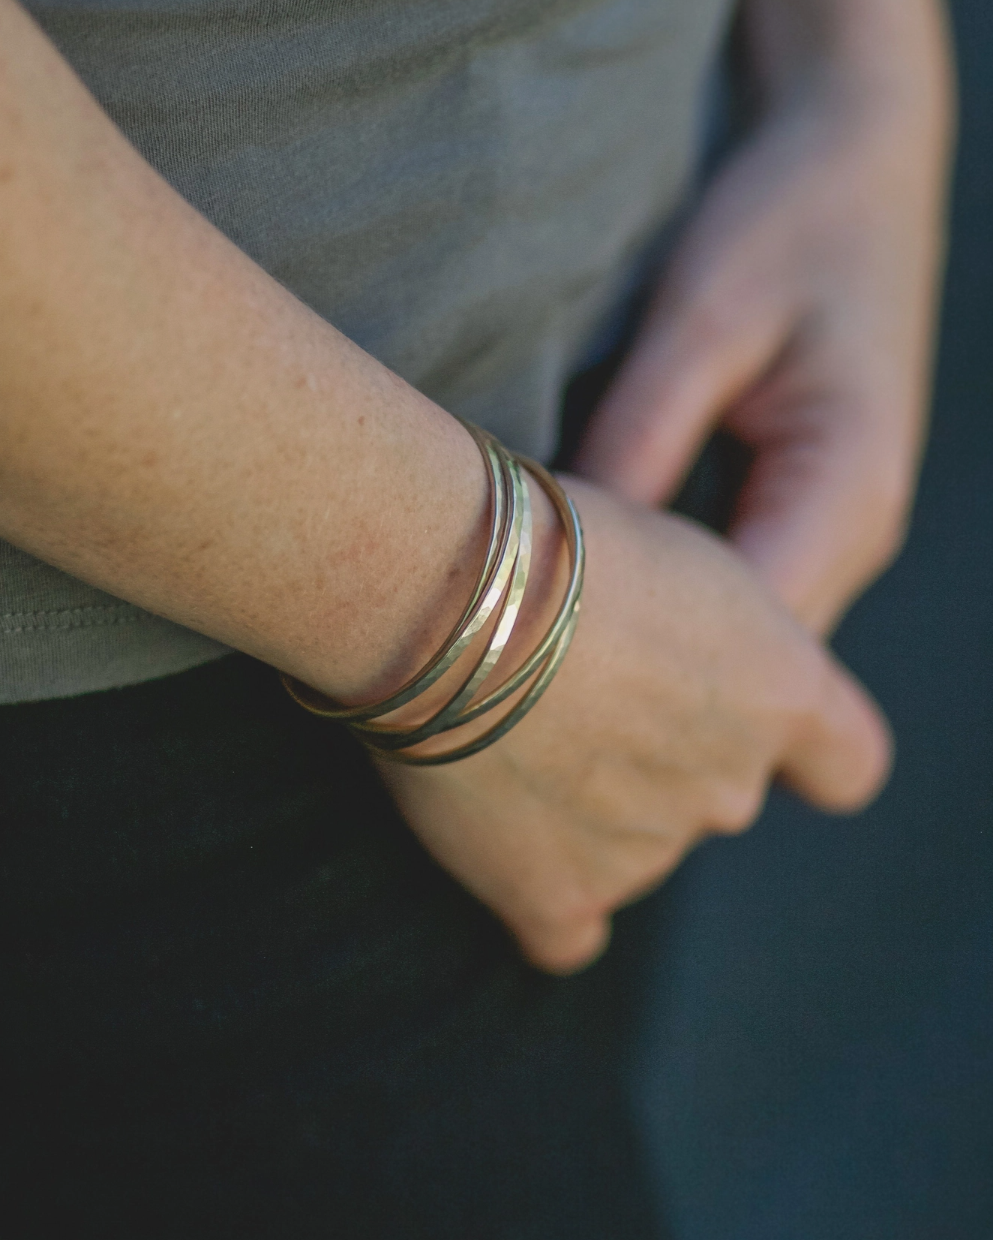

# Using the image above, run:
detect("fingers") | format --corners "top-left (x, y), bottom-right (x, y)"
top-left (511, 911), bottom-right (612, 975)
top-left (727, 391), bottom-right (914, 634)
top-left (779, 649), bottom-right (893, 813)
top-left (572, 286), bottom-right (790, 506)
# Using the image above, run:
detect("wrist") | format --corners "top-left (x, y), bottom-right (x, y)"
top-left (284, 437), bottom-right (584, 766)
top-left (489, 468), bottom-right (565, 681)
top-left (355, 460), bottom-right (566, 739)
top-left (743, 0), bottom-right (954, 141)
top-left (290, 411), bottom-right (494, 708)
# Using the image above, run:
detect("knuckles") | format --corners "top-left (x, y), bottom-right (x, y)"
top-left (518, 913), bottom-right (611, 975)
top-left (862, 497), bottom-right (911, 582)
top-left (510, 770), bottom-right (780, 972)
top-left (852, 445), bottom-right (915, 580)
top-left (707, 782), bottom-right (767, 836)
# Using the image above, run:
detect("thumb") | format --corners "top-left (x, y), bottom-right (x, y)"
top-left (572, 291), bottom-right (790, 506)
top-left (779, 648), bottom-right (893, 814)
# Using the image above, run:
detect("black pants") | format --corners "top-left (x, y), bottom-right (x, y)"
top-left (0, 656), bottom-right (656, 1239)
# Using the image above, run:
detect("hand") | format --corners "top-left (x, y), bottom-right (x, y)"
top-left (376, 478), bottom-right (891, 974)
top-left (573, 0), bottom-right (953, 634)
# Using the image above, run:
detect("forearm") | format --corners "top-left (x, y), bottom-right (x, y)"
top-left (0, 0), bottom-right (494, 703)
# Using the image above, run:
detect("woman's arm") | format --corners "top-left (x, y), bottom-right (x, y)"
top-left (0, 0), bottom-right (890, 972)
top-left (0, 0), bottom-right (493, 704)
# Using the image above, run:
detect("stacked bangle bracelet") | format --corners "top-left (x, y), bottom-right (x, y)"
top-left (280, 419), bottom-right (585, 765)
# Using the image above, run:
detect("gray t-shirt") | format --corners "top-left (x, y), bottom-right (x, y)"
top-left (2, 0), bottom-right (731, 703)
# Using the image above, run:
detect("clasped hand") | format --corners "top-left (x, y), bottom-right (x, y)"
top-left (381, 33), bottom-right (950, 972)
top-left (379, 480), bottom-right (890, 973)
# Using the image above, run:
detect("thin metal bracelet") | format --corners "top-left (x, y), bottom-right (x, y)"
top-left (377, 602), bottom-right (581, 767)
top-left (353, 444), bottom-right (532, 751)
top-left (281, 421), bottom-right (515, 722)
top-left (435, 450), bottom-right (584, 728)
top-left (280, 424), bottom-right (584, 766)
top-left (369, 452), bottom-right (584, 766)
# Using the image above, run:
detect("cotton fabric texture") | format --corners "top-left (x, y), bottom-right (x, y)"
top-left (1, 0), bottom-right (732, 702)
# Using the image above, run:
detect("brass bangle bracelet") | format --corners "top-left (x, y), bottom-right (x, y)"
top-left (433, 451), bottom-right (583, 730)
top-left (378, 600), bottom-right (581, 767)
top-left (367, 453), bottom-right (584, 765)
top-left (281, 421), bottom-right (515, 722)
top-left (281, 420), bottom-right (584, 767)
top-left (353, 446), bottom-right (532, 751)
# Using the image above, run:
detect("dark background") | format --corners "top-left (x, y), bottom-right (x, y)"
top-left (625, 2), bottom-right (993, 1236)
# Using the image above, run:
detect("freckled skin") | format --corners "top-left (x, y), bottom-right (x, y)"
top-left (0, 0), bottom-right (945, 971)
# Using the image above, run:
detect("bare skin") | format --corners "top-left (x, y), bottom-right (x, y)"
top-left (575, 0), bottom-right (954, 636)
top-left (384, 0), bottom-right (953, 968)
top-left (0, 0), bottom-right (490, 706)
top-left (0, 0), bottom-right (935, 974)
top-left (377, 481), bottom-right (889, 972)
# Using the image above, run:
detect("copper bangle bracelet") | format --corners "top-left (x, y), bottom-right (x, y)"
top-left (281, 422), bottom-right (515, 723)
top-left (375, 452), bottom-right (584, 766)
top-left (281, 420), bottom-right (584, 765)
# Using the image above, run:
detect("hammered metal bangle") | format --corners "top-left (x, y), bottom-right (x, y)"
top-left (352, 444), bottom-right (532, 751)
top-left (281, 422), bottom-right (584, 766)
top-left (373, 453), bottom-right (584, 766)
top-left (424, 451), bottom-right (583, 732)
top-left (281, 420), bottom-right (517, 722)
